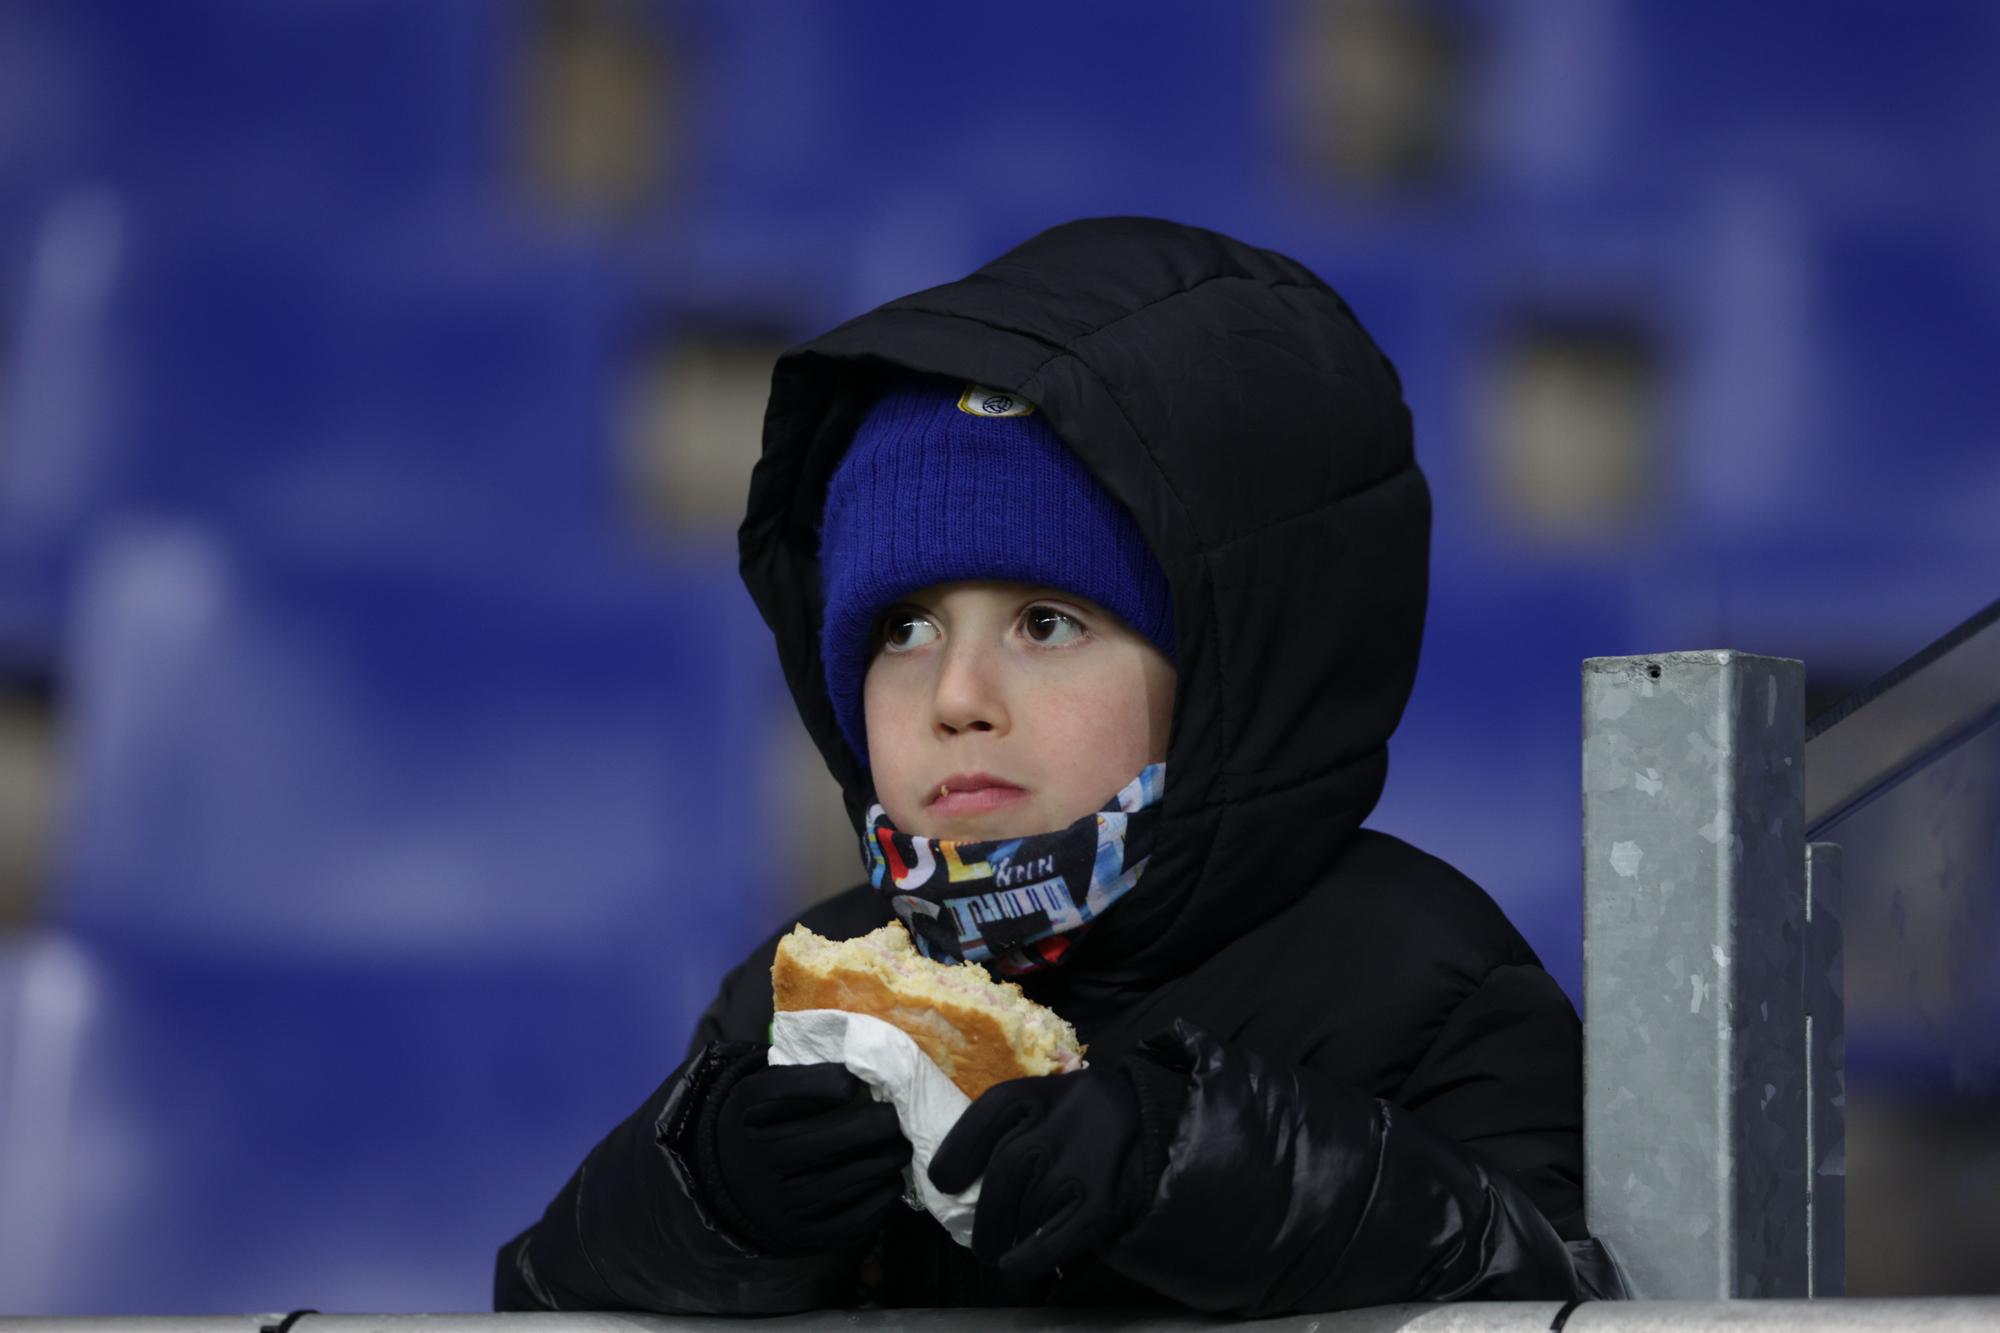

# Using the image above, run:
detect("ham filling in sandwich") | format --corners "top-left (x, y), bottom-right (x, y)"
top-left (771, 921), bottom-right (1086, 1099)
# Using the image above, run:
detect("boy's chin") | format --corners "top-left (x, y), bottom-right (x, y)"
top-left (911, 819), bottom-right (1027, 843)
top-left (908, 807), bottom-right (1048, 843)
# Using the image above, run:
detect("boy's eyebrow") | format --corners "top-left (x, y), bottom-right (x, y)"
top-left (886, 584), bottom-right (1110, 615)
top-left (1022, 587), bottom-right (1107, 613)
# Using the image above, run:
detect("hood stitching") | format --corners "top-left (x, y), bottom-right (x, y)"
top-left (897, 273), bottom-right (1398, 402)
top-left (1220, 750), bottom-right (1386, 807)
top-left (901, 271), bottom-right (1300, 356)
top-left (889, 302), bottom-right (1074, 360)
top-left (1206, 458), bottom-right (1417, 554)
top-left (1059, 276), bottom-right (1400, 403)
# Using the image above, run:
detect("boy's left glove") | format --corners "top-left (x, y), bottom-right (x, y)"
top-left (928, 1059), bottom-right (1187, 1277)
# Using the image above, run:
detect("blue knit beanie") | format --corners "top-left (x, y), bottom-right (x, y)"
top-left (818, 375), bottom-right (1176, 767)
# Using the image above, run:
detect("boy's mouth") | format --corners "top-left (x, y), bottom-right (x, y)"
top-left (926, 772), bottom-right (1027, 818)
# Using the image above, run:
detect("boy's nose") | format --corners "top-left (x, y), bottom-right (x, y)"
top-left (930, 642), bottom-right (1009, 739)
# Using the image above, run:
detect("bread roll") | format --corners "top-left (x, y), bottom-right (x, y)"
top-left (771, 920), bottom-right (1085, 1099)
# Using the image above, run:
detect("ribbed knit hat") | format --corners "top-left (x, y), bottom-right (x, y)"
top-left (818, 375), bottom-right (1175, 767)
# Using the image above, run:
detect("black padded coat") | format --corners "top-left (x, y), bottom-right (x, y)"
top-left (495, 216), bottom-right (1626, 1317)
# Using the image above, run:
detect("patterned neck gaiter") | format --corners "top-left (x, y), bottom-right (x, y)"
top-left (862, 764), bottom-right (1165, 976)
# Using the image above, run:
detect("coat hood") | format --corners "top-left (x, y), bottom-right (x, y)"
top-left (739, 216), bottom-right (1430, 985)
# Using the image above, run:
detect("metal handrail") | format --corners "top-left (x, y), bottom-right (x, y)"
top-left (1803, 596), bottom-right (2000, 836)
top-left (8, 1301), bottom-right (2000, 1331)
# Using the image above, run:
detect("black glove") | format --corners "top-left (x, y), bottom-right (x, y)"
top-left (928, 1065), bottom-right (1155, 1277)
top-left (693, 1054), bottom-right (912, 1257)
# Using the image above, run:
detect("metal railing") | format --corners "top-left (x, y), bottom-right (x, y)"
top-left (8, 1299), bottom-right (2000, 1331)
top-left (1581, 596), bottom-right (1999, 1302)
top-left (1804, 598), bottom-right (2000, 836)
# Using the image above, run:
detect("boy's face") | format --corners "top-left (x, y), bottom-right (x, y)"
top-left (863, 580), bottom-right (1174, 841)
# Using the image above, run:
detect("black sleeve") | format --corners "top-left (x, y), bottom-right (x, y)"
top-left (1101, 1011), bottom-right (1606, 1317)
top-left (491, 942), bottom-right (859, 1313)
top-left (1391, 962), bottom-right (1587, 1240)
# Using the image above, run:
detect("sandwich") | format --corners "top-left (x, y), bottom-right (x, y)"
top-left (772, 920), bottom-right (1085, 1099)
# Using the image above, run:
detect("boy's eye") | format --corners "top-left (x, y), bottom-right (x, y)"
top-left (1021, 605), bottom-right (1086, 646)
top-left (877, 610), bottom-right (940, 653)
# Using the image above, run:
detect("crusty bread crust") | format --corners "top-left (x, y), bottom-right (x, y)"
top-left (772, 952), bottom-right (1034, 1099)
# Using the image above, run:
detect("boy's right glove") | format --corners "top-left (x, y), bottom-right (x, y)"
top-left (692, 1053), bottom-right (911, 1257)
top-left (927, 1066), bottom-right (1140, 1275)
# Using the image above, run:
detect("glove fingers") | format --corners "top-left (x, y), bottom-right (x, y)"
top-left (789, 1180), bottom-right (907, 1246)
top-left (738, 1064), bottom-right (865, 1125)
top-left (929, 1086), bottom-right (1041, 1194)
top-left (969, 1141), bottom-right (1048, 1268)
top-left (996, 1180), bottom-right (1090, 1278)
top-left (783, 1141), bottom-right (913, 1196)
top-left (759, 1101), bottom-right (906, 1166)
top-left (795, 1168), bottom-right (908, 1223)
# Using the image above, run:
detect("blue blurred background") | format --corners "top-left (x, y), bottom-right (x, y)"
top-left (0, 0), bottom-right (1995, 1314)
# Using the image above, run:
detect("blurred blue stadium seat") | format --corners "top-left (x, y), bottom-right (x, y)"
top-left (2, 0), bottom-right (527, 671)
top-left (0, 515), bottom-right (801, 1313)
top-left (52, 519), bottom-right (787, 957)
top-left (667, 0), bottom-right (1270, 319)
top-left (111, 206), bottom-right (619, 541)
top-left (0, 199), bottom-right (622, 675)
top-left (47, 0), bottom-right (504, 208)
top-left (0, 926), bottom-right (708, 1314)
top-left (1619, 0), bottom-right (2000, 208)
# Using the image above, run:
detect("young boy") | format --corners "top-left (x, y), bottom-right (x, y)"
top-left (495, 216), bottom-right (1624, 1315)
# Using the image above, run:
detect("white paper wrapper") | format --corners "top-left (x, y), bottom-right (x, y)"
top-left (768, 1008), bottom-right (979, 1246)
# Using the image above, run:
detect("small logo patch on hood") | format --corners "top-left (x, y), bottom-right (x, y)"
top-left (956, 384), bottom-right (1035, 418)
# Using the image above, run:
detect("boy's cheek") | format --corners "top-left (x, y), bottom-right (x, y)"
top-left (1022, 689), bottom-right (1157, 802)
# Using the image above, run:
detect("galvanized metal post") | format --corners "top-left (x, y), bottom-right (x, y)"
top-left (1582, 651), bottom-right (1808, 1298)
top-left (1805, 841), bottom-right (1845, 1298)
